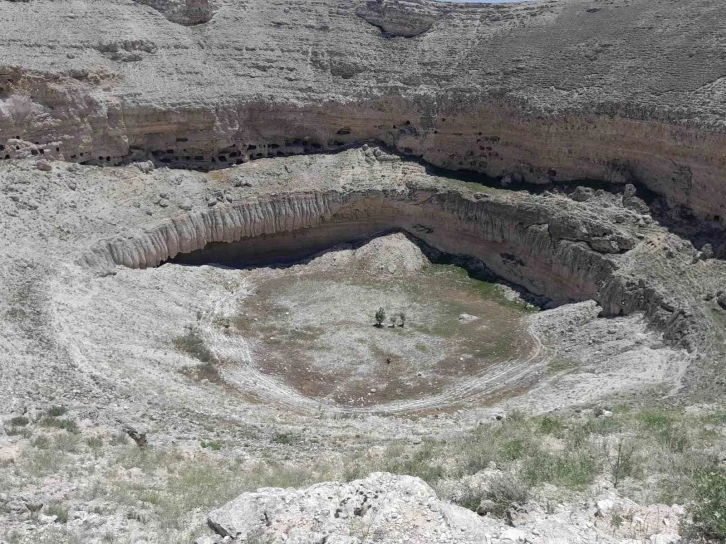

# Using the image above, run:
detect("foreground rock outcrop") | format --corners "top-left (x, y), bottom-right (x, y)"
top-left (206, 472), bottom-right (685, 544)
top-left (208, 473), bottom-right (484, 543)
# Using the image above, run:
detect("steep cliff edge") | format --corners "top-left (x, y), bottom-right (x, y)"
top-left (1, 0), bottom-right (726, 221)
top-left (78, 154), bottom-right (697, 351)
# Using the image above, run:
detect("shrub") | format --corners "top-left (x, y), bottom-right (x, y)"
top-left (455, 473), bottom-right (529, 516)
top-left (538, 416), bottom-right (564, 436)
top-left (40, 417), bottom-right (79, 433)
top-left (31, 435), bottom-right (50, 449)
top-left (606, 438), bottom-right (638, 488)
top-left (272, 433), bottom-right (295, 445)
top-left (487, 473), bottom-right (530, 512)
top-left (173, 329), bottom-right (214, 363)
top-left (47, 406), bottom-right (68, 417)
top-left (501, 439), bottom-right (528, 461)
top-left (523, 449), bottom-right (598, 490)
top-left (690, 470), bottom-right (726, 541)
top-left (46, 503), bottom-right (70, 524)
top-left (201, 440), bottom-right (223, 451)
top-left (6, 426), bottom-right (32, 438)
top-left (110, 433), bottom-right (128, 446)
top-left (9, 416), bottom-right (29, 427)
top-left (86, 436), bottom-right (104, 449)
top-left (657, 424), bottom-right (690, 453)
top-left (54, 433), bottom-right (81, 453)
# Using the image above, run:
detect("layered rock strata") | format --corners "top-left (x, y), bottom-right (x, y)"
top-left (80, 179), bottom-right (694, 349)
top-left (2, 0), bottom-right (726, 220)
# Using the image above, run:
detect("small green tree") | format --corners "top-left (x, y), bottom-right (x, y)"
top-left (399, 311), bottom-right (406, 327)
top-left (389, 315), bottom-right (398, 328)
top-left (374, 307), bottom-right (386, 328)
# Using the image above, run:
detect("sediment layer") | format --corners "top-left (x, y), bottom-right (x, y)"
top-left (81, 184), bottom-right (694, 349)
top-left (2, 0), bottom-right (726, 220)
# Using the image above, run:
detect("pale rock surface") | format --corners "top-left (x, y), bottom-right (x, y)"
top-left (208, 473), bottom-right (686, 544)
top-left (2, 0), bottom-right (726, 220)
top-left (208, 473), bottom-right (491, 544)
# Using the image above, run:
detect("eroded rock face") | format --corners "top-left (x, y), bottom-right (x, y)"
top-left (356, 0), bottom-right (439, 37)
top-left (134, 0), bottom-right (214, 25)
top-left (208, 473), bottom-right (487, 543)
top-left (1, 0), bottom-right (726, 220)
top-left (78, 172), bottom-right (693, 349)
top-left (0, 147), bottom-right (719, 410)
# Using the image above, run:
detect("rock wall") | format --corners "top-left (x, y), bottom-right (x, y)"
top-left (80, 186), bottom-right (694, 348)
top-left (2, 0), bottom-right (726, 221)
top-left (133, 0), bottom-right (215, 25)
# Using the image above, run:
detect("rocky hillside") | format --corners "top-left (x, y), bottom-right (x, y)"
top-left (2, 0), bottom-right (726, 221)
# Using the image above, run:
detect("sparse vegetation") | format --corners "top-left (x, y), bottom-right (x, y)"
top-left (47, 406), bottom-right (68, 417)
top-left (1, 406), bottom-right (724, 542)
top-left (31, 435), bottom-right (50, 449)
top-left (40, 416), bottom-right (78, 434)
top-left (272, 432), bottom-right (296, 446)
top-left (606, 438), bottom-right (638, 488)
top-left (456, 472), bottom-right (530, 515)
top-left (6, 425), bottom-right (32, 438)
top-left (45, 503), bottom-right (70, 524)
top-left (201, 440), bottom-right (223, 451)
top-left (9, 416), bottom-right (29, 427)
top-left (173, 328), bottom-right (215, 363)
top-left (690, 469), bottom-right (726, 541)
top-left (85, 436), bottom-right (104, 449)
top-left (341, 406), bottom-right (723, 517)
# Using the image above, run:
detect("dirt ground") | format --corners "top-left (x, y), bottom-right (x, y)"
top-left (168, 233), bottom-right (688, 417)
top-left (231, 263), bottom-right (535, 406)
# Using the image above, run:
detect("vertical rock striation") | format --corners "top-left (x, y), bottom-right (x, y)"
top-left (80, 186), bottom-right (696, 349)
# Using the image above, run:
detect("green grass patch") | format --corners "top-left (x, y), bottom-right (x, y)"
top-left (6, 426), bottom-right (32, 438)
top-left (636, 411), bottom-right (675, 430)
top-left (691, 470), bottom-right (726, 541)
top-left (547, 358), bottom-right (578, 374)
top-left (40, 417), bottom-right (79, 433)
top-left (201, 440), bottom-right (223, 451)
top-left (522, 449), bottom-right (598, 490)
top-left (537, 416), bottom-right (565, 436)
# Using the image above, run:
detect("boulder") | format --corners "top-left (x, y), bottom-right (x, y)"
top-left (570, 186), bottom-right (593, 202)
top-left (207, 473), bottom-right (489, 543)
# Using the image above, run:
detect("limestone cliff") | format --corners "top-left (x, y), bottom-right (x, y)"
top-left (1, 0), bottom-right (726, 221)
top-left (80, 180), bottom-right (694, 349)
